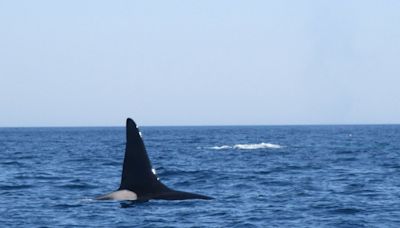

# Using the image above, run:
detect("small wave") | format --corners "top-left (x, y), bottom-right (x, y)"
top-left (210, 145), bottom-right (232, 150)
top-left (53, 203), bottom-right (83, 209)
top-left (56, 183), bottom-right (95, 189)
top-left (330, 207), bottom-right (364, 215)
top-left (209, 142), bottom-right (282, 150)
top-left (0, 184), bottom-right (34, 190)
top-left (234, 143), bottom-right (282, 149)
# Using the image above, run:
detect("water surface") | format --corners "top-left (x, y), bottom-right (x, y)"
top-left (1, 125), bottom-right (400, 227)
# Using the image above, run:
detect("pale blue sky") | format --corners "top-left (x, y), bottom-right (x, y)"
top-left (1, 0), bottom-right (400, 127)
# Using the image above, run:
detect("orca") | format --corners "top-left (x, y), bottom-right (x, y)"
top-left (96, 118), bottom-right (212, 201)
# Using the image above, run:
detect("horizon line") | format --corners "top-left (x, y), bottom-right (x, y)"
top-left (1, 122), bottom-right (400, 129)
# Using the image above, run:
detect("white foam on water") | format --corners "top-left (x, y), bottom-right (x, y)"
top-left (208, 142), bottom-right (282, 150)
top-left (233, 142), bottom-right (282, 149)
top-left (210, 145), bottom-right (232, 150)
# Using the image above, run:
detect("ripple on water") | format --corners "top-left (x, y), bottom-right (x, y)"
top-left (0, 184), bottom-right (34, 190)
top-left (56, 183), bottom-right (96, 190)
top-left (329, 207), bottom-right (365, 215)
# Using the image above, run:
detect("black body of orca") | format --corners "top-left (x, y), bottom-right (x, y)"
top-left (96, 118), bottom-right (212, 201)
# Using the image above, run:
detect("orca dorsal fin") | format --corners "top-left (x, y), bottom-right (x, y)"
top-left (119, 118), bottom-right (168, 196)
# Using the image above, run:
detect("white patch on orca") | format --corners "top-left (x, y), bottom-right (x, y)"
top-left (152, 168), bottom-right (160, 180)
top-left (96, 190), bottom-right (137, 201)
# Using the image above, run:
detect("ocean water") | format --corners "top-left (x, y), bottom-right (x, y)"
top-left (1, 125), bottom-right (400, 227)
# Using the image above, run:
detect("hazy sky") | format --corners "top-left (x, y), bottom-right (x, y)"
top-left (1, 0), bottom-right (400, 127)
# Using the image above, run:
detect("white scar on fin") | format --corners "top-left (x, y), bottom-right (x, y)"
top-left (96, 190), bottom-right (137, 201)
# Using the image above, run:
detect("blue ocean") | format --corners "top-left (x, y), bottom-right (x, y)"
top-left (1, 125), bottom-right (400, 227)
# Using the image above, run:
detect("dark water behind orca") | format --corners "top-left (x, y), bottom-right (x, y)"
top-left (1, 125), bottom-right (400, 227)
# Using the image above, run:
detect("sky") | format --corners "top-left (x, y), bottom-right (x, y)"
top-left (1, 0), bottom-right (400, 127)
